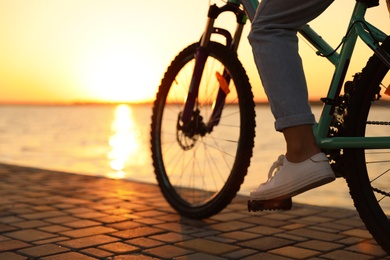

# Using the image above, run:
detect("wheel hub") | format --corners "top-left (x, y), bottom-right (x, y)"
top-left (176, 110), bottom-right (207, 150)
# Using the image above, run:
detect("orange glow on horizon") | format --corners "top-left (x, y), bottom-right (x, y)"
top-left (0, 1), bottom-right (388, 104)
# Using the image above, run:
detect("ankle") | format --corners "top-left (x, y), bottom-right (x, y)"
top-left (285, 147), bottom-right (321, 163)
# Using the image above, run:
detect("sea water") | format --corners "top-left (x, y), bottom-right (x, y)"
top-left (0, 104), bottom-right (382, 210)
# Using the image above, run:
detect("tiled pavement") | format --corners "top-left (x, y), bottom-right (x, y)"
top-left (0, 164), bottom-right (388, 260)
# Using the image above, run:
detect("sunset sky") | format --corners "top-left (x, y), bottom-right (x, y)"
top-left (0, 1), bottom-right (388, 104)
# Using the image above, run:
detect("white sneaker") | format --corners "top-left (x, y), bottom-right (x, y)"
top-left (250, 153), bottom-right (335, 200)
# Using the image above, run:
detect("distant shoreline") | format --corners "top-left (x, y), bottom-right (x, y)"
top-left (0, 100), bottom-right (326, 107)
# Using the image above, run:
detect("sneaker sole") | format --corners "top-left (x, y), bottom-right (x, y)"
top-left (248, 197), bottom-right (292, 211)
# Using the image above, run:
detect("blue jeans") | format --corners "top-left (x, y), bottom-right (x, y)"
top-left (248, 0), bottom-right (333, 131)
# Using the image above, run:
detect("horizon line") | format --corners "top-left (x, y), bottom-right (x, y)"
top-left (0, 100), bottom-right (326, 106)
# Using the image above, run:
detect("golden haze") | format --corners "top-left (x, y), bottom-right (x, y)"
top-left (0, 1), bottom-right (388, 104)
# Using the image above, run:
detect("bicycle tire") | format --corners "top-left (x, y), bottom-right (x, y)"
top-left (344, 36), bottom-right (390, 254)
top-left (150, 42), bottom-right (255, 218)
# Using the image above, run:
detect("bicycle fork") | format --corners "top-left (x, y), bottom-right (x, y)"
top-left (179, 3), bottom-right (247, 135)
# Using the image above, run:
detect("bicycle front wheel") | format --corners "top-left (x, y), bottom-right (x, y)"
top-left (150, 42), bottom-right (255, 218)
top-left (345, 37), bottom-right (390, 254)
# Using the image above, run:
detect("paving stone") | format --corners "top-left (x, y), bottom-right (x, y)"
top-left (219, 231), bottom-right (259, 241)
top-left (45, 216), bottom-right (80, 224)
top-left (58, 235), bottom-right (119, 249)
top-left (11, 220), bottom-right (48, 229)
top-left (208, 220), bottom-right (254, 232)
top-left (0, 164), bottom-right (388, 259)
top-left (299, 215), bottom-right (332, 224)
top-left (296, 240), bottom-right (344, 252)
top-left (275, 233), bottom-right (308, 242)
top-left (180, 218), bottom-right (217, 228)
top-left (41, 251), bottom-right (97, 260)
top-left (111, 226), bottom-right (165, 239)
top-left (74, 211), bottom-right (109, 219)
top-left (287, 228), bottom-right (345, 242)
top-left (322, 249), bottom-right (373, 260)
top-left (334, 217), bottom-right (365, 227)
top-left (204, 235), bottom-right (235, 244)
top-left (113, 253), bottom-right (158, 259)
top-left (32, 236), bottom-right (69, 245)
top-left (98, 242), bottom-right (140, 254)
top-left (0, 239), bottom-right (30, 252)
top-left (341, 228), bottom-right (373, 239)
top-left (222, 248), bottom-right (258, 259)
top-left (38, 225), bottom-right (70, 233)
top-left (0, 235), bottom-right (10, 242)
top-left (241, 216), bottom-right (287, 227)
top-left (242, 252), bottom-right (291, 260)
top-left (62, 219), bottom-right (100, 228)
top-left (150, 232), bottom-right (192, 243)
top-left (154, 213), bottom-right (182, 222)
top-left (134, 217), bottom-right (166, 225)
top-left (285, 207), bottom-right (318, 217)
top-left (60, 226), bottom-right (117, 238)
top-left (175, 252), bottom-right (226, 260)
top-left (316, 221), bottom-right (351, 232)
top-left (144, 244), bottom-right (193, 259)
top-left (177, 238), bottom-right (239, 255)
top-left (32, 206), bottom-right (57, 212)
top-left (337, 236), bottom-right (366, 246)
top-left (54, 197), bottom-right (91, 205)
top-left (17, 243), bottom-right (69, 257)
top-left (270, 246), bottom-right (320, 259)
top-left (244, 225), bottom-right (283, 235)
top-left (126, 237), bottom-right (165, 249)
top-left (107, 221), bottom-right (144, 230)
top-left (154, 223), bottom-right (202, 234)
top-left (191, 230), bottom-right (221, 238)
top-left (0, 252), bottom-right (27, 260)
top-left (211, 212), bottom-right (249, 221)
top-left (310, 225), bottom-right (341, 234)
top-left (237, 237), bottom-right (294, 251)
top-left (93, 215), bottom-right (129, 224)
top-left (0, 216), bottom-right (25, 224)
top-left (20, 211), bottom-right (66, 220)
top-left (0, 223), bottom-right (18, 232)
top-left (64, 207), bottom-right (93, 215)
top-left (347, 242), bottom-right (388, 257)
top-left (80, 248), bottom-right (113, 258)
top-left (4, 229), bottom-right (56, 242)
top-left (135, 210), bottom-right (167, 218)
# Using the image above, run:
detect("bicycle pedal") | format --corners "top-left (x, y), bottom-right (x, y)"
top-left (248, 198), bottom-right (292, 212)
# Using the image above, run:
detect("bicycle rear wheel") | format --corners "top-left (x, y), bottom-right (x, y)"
top-left (345, 37), bottom-right (390, 254)
top-left (150, 42), bottom-right (255, 219)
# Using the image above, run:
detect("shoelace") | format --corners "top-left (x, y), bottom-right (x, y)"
top-left (267, 154), bottom-right (285, 180)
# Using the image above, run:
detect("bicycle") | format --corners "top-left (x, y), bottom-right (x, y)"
top-left (150, 0), bottom-right (390, 253)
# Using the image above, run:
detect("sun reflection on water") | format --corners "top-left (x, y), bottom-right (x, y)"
top-left (107, 104), bottom-right (140, 179)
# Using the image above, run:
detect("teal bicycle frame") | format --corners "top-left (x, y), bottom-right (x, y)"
top-left (226, 0), bottom-right (390, 149)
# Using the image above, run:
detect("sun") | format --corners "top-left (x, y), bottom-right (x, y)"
top-left (81, 44), bottom-right (158, 103)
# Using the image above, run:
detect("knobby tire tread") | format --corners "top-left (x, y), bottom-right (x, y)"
top-left (345, 36), bottom-right (390, 254)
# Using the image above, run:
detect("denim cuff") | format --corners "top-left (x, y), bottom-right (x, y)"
top-left (274, 113), bottom-right (316, 132)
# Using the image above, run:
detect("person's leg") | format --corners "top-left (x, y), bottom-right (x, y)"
top-left (248, 0), bottom-right (335, 201)
top-left (248, 0), bottom-right (333, 163)
top-left (248, 0), bottom-right (334, 133)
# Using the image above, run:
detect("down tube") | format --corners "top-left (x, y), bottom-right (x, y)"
top-left (318, 136), bottom-right (390, 149)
